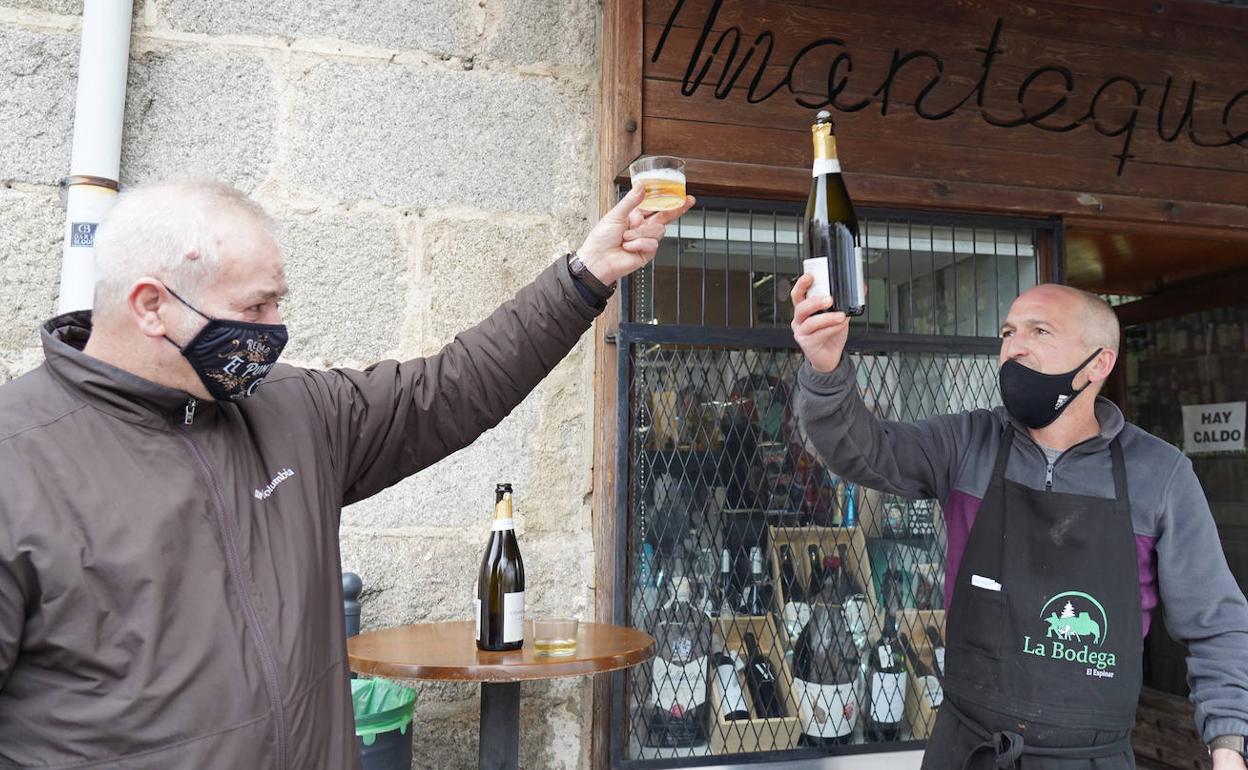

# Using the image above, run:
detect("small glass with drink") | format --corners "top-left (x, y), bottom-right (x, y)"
top-left (628, 156), bottom-right (687, 212)
top-left (533, 617), bottom-right (579, 657)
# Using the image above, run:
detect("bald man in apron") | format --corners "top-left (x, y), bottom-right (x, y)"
top-left (791, 280), bottom-right (1248, 770)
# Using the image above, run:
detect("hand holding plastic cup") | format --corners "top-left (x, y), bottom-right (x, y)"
top-left (628, 156), bottom-right (687, 212)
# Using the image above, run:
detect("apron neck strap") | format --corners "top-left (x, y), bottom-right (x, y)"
top-left (1109, 437), bottom-right (1129, 505)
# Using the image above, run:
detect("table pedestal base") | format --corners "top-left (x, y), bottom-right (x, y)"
top-left (479, 681), bottom-right (521, 770)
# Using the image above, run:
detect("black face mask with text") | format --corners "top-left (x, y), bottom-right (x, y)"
top-left (998, 348), bottom-right (1102, 430)
top-left (163, 286), bottom-right (288, 401)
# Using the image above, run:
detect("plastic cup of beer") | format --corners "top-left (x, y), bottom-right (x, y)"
top-left (533, 617), bottom-right (578, 657)
top-left (629, 156), bottom-right (686, 212)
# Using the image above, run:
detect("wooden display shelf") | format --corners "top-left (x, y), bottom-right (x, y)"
top-left (711, 614), bottom-right (800, 754)
top-left (895, 609), bottom-right (946, 740)
top-left (767, 525), bottom-right (880, 651)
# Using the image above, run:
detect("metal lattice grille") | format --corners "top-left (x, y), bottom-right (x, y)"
top-left (623, 344), bottom-right (1001, 762)
top-left (616, 198), bottom-right (1049, 766)
top-left (631, 204), bottom-right (1039, 336)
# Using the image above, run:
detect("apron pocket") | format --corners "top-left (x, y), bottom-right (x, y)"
top-left (955, 588), bottom-right (1007, 660)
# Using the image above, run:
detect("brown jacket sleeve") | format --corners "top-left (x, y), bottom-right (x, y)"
top-left (299, 257), bottom-right (603, 505)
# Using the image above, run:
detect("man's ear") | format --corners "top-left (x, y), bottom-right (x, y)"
top-left (129, 278), bottom-right (169, 339)
top-left (1086, 348), bottom-right (1118, 385)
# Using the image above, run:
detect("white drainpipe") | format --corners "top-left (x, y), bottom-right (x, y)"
top-left (57, 0), bottom-right (134, 315)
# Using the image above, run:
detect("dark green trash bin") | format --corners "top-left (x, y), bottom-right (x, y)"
top-left (352, 678), bottom-right (416, 770)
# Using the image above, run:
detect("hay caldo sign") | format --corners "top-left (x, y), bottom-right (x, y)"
top-left (1181, 402), bottom-right (1246, 455)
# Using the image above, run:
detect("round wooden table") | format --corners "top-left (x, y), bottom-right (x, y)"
top-left (348, 621), bottom-right (655, 770)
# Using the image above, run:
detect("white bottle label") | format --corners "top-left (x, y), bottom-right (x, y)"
top-left (869, 671), bottom-right (907, 723)
top-left (812, 158), bottom-right (841, 177)
top-left (918, 674), bottom-right (944, 708)
top-left (474, 597), bottom-right (481, 641)
top-left (491, 518), bottom-right (515, 532)
top-left (934, 647), bottom-right (946, 673)
top-left (803, 257), bottom-right (831, 300)
top-left (651, 656), bottom-right (709, 713)
top-left (503, 590), bottom-right (525, 643)
top-left (714, 663), bottom-right (749, 717)
top-left (782, 601), bottom-right (812, 641)
top-left (792, 676), bottom-right (860, 739)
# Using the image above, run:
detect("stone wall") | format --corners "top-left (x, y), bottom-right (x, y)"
top-left (0, 1), bottom-right (603, 767)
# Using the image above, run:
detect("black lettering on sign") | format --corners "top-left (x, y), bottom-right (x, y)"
top-left (652, 1), bottom-right (1248, 176)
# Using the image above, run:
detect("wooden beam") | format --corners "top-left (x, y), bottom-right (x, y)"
top-left (591, 2), bottom-right (642, 768)
top-left (1115, 265), bottom-right (1248, 326)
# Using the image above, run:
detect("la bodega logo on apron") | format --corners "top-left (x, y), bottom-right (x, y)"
top-left (1022, 590), bottom-right (1117, 677)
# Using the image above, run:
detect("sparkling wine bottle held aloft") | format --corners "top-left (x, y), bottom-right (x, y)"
top-left (802, 110), bottom-right (865, 316)
top-left (645, 577), bottom-right (712, 747)
top-left (476, 484), bottom-right (525, 651)
top-left (867, 616), bottom-right (907, 741)
top-left (793, 603), bottom-right (861, 746)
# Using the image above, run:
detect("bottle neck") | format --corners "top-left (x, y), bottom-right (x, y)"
top-left (492, 494), bottom-right (514, 530)
top-left (811, 128), bottom-right (842, 177)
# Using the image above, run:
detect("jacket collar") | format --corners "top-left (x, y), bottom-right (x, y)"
top-left (1004, 395), bottom-right (1125, 456)
top-left (42, 311), bottom-right (218, 428)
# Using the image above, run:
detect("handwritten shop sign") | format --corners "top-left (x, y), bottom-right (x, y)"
top-left (652, 0), bottom-right (1248, 176)
top-left (1181, 402), bottom-right (1246, 455)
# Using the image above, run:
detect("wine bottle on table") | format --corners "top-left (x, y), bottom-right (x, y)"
top-left (742, 631), bottom-right (786, 718)
top-left (793, 603), bottom-right (861, 746)
top-left (866, 616), bottom-right (907, 742)
top-left (475, 483), bottom-right (525, 652)
top-left (802, 110), bottom-right (865, 316)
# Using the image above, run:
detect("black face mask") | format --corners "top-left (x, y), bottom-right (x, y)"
top-left (163, 286), bottom-right (288, 401)
top-left (998, 348), bottom-right (1102, 430)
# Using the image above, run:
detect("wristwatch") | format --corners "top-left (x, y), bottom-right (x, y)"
top-left (567, 252), bottom-right (616, 302)
top-left (1210, 735), bottom-right (1247, 758)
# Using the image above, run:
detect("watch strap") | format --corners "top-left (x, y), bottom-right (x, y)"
top-left (567, 252), bottom-right (615, 301)
top-left (1210, 735), bottom-right (1247, 756)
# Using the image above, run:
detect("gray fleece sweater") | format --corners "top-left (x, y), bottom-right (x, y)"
top-left (796, 357), bottom-right (1248, 744)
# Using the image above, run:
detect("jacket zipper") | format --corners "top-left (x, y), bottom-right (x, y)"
top-left (179, 431), bottom-right (288, 770)
top-left (1020, 433), bottom-right (1099, 492)
top-left (184, 398), bottom-right (197, 426)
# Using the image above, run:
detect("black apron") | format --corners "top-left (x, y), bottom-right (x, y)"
top-left (922, 426), bottom-right (1142, 770)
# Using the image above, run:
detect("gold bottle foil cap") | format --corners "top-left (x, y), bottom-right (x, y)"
top-left (811, 114), bottom-right (838, 161)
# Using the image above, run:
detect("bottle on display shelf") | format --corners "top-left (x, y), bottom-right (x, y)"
top-left (739, 546), bottom-right (773, 617)
top-left (644, 576), bottom-right (712, 748)
top-left (866, 615), bottom-right (907, 742)
top-left (742, 631), bottom-right (787, 719)
top-left (833, 543), bottom-right (871, 653)
top-left (793, 603), bottom-right (861, 746)
top-left (711, 649), bottom-right (751, 722)
top-left (899, 632), bottom-right (943, 708)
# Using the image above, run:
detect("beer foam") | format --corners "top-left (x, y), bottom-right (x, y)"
top-left (632, 168), bottom-right (685, 182)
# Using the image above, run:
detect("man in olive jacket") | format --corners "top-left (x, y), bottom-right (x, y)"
top-left (0, 178), bottom-right (692, 769)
